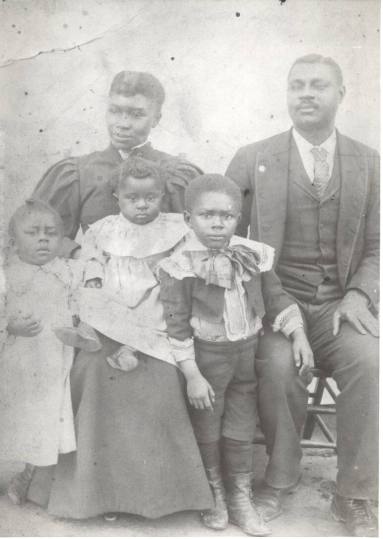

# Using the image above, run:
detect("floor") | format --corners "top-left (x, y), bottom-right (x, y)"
top-left (0, 446), bottom-right (357, 537)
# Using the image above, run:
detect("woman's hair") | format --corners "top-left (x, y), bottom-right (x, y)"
top-left (8, 199), bottom-right (64, 238)
top-left (185, 174), bottom-right (242, 212)
top-left (114, 157), bottom-right (166, 193)
top-left (109, 71), bottom-right (165, 111)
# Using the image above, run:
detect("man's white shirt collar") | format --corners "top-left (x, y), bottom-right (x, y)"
top-left (292, 128), bottom-right (337, 183)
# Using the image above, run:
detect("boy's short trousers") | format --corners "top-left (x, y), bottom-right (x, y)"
top-left (190, 335), bottom-right (258, 443)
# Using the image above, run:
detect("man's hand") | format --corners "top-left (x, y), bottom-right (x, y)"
top-left (85, 278), bottom-right (102, 288)
top-left (187, 373), bottom-right (215, 411)
top-left (290, 327), bottom-right (314, 374)
top-left (7, 312), bottom-right (43, 337)
top-left (333, 290), bottom-right (379, 337)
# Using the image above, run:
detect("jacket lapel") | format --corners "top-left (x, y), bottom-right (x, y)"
top-left (252, 130), bottom-right (290, 259)
top-left (336, 132), bottom-right (369, 288)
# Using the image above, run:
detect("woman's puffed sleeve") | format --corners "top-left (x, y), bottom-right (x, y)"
top-left (32, 158), bottom-right (81, 256)
top-left (159, 156), bottom-right (203, 213)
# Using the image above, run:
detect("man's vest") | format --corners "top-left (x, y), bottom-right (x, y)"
top-left (277, 139), bottom-right (343, 304)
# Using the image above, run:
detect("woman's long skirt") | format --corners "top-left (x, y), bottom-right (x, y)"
top-left (27, 336), bottom-right (212, 519)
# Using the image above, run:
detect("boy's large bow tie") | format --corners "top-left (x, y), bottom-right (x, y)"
top-left (184, 244), bottom-right (261, 288)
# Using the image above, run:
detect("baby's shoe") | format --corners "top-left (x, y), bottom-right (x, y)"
top-left (107, 345), bottom-right (139, 372)
top-left (7, 464), bottom-right (35, 505)
top-left (54, 322), bottom-right (102, 352)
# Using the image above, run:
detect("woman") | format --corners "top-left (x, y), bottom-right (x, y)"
top-left (32, 70), bottom-right (202, 257)
top-left (25, 72), bottom-right (212, 520)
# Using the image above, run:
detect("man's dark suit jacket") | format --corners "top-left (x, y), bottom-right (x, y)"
top-left (226, 129), bottom-right (379, 312)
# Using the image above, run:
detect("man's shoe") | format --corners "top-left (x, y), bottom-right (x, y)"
top-left (331, 494), bottom-right (378, 537)
top-left (252, 479), bottom-right (300, 522)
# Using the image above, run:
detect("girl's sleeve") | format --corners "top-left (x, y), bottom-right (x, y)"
top-left (158, 268), bottom-right (196, 362)
top-left (80, 226), bottom-right (105, 282)
top-left (0, 270), bottom-right (7, 351)
top-left (66, 259), bottom-right (83, 317)
top-left (32, 158), bottom-right (81, 257)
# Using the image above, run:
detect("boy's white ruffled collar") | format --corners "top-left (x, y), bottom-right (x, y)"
top-left (159, 230), bottom-right (275, 280)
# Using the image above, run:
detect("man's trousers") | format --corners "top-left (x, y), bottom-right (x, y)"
top-left (255, 299), bottom-right (378, 500)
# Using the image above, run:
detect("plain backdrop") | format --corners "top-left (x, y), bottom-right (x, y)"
top-left (0, 0), bottom-right (380, 226)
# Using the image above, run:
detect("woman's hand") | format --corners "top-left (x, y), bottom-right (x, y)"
top-left (187, 373), bottom-right (215, 411)
top-left (85, 278), bottom-right (102, 288)
top-left (7, 313), bottom-right (43, 337)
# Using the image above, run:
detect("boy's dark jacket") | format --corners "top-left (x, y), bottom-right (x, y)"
top-left (159, 266), bottom-right (294, 342)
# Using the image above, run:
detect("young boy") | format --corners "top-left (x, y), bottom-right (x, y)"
top-left (159, 174), bottom-right (312, 536)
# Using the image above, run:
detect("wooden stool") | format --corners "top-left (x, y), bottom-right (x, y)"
top-left (254, 368), bottom-right (337, 450)
top-left (302, 368), bottom-right (337, 450)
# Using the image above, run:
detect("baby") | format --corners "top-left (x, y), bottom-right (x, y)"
top-left (76, 156), bottom-right (189, 370)
top-left (159, 174), bottom-right (313, 536)
top-left (0, 200), bottom-right (82, 504)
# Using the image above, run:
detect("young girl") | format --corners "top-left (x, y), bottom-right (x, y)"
top-left (26, 157), bottom-right (213, 520)
top-left (0, 200), bottom-right (83, 504)
top-left (159, 175), bottom-right (313, 536)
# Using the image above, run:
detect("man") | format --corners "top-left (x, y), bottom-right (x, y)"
top-left (32, 70), bottom-right (202, 257)
top-left (226, 54), bottom-right (379, 537)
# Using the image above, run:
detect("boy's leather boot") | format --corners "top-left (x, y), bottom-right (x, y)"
top-left (198, 441), bottom-right (229, 530)
top-left (223, 438), bottom-right (271, 536)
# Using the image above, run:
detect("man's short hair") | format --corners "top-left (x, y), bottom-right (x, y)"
top-left (115, 156), bottom-right (166, 192)
top-left (185, 174), bottom-right (242, 212)
top-left (109, 71), bottom-right (165, 110)
top-left (288, 54), bottom-right (344, 86)
top-left (8, 199), bottom-right (64, 238)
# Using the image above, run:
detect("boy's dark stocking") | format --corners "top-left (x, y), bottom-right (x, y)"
top-left (222, 437), bottom-right (271, 536)
top-left (198, 441), bottom-right (228, 530)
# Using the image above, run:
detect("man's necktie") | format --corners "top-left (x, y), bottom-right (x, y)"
top-left (311, 146), bottom-right (330, 198)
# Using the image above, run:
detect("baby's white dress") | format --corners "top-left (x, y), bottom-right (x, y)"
top-left (79, 212), bottom-right (189, 363)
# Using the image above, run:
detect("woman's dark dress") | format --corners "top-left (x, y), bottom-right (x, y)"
top-left (28, 336), bottom-right (213, 519)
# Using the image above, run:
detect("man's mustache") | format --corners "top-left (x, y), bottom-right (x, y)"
top-left (297, 101), bottom-right (319, 109)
